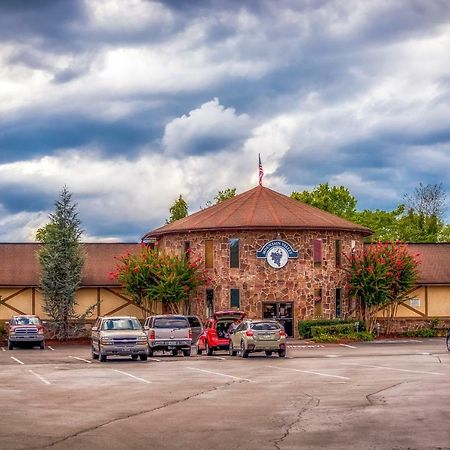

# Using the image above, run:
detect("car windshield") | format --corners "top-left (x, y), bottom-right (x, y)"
top-left (250, 322), bottom-right (281, 331)
top-left (102, 318), bottom-right (142, 331)
top-left (153, 318), bottom-right (188, 328)
top-left (13, 317), bottom-right (40, 325)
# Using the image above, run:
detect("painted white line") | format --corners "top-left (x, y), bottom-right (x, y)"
top-left (11, 356), bottom-right (24, 365)
top-left (187, 367), bottom-right (255, 383)
top-left (266, 365), bottom-right (350, 380)
top-left (47, 346), bottom-right (55, 351)
top-left (212, 356), bottom-right (227, 360)
top-left (419, 352), bottom-right (432, 355)
top-left (68, 356), bottom-right (92, 364)
top-left (112, 369), bottom-right (151, 384)
top-left (325, 355), bottom-right (339, 358)
top-left (1, 347), bottom-right (5, 352)
top-left (369, 340), bottom-right (422, 344)
top-left (339, 344), bottom-right (357, 349)
top-left (341, 362), bottom-right (444, 376)
top-left (148, 358), bottom-right (161, 362)
top-left (29, 369), bottom-right (51, 385)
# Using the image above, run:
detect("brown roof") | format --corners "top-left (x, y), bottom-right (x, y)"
top-left (404, 243), bottom-right (450, 285)
top-left (143, 185), bottom-right (372, 239)
top-left (0, 243), bottom-right (139, 287)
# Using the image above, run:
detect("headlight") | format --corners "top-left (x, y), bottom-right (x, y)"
top-left (137, 336), bottom-right (148, 343)
top-left (101, 337), bottom-right (114, 344)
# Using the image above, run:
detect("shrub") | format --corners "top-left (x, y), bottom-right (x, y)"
top-left (311, 323), bottom-right (356, 337)
top-left (298, 319), bottom-right (364, 339)
top-left (312, 331), bottom-right (374, 343)
top-left (403, 328), bottom-right (440, 338)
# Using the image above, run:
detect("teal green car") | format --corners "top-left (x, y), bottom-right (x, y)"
top-left (229, 320), bottom-right (287, 358)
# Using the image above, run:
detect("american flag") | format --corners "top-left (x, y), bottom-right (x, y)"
top-left (258, 153), bottom-right (264, 186)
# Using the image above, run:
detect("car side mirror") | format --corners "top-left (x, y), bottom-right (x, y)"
top-left (91, 326), bottom-right (98, 332)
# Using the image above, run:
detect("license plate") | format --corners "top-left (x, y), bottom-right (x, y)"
top-left (168, 345), bottom-right (177, 350)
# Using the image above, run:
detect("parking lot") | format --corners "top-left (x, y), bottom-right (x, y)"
top-left (1, 339), bottom-right (449, 450)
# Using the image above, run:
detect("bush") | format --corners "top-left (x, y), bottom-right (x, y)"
top-left (403, 328), bottom-right (440, 338)
top-left (312, 331), bottom-right (374, 343)
top-left (311, 323), bottom-right (356, 337)
top-left (298, 319), bottom-right (364, 338)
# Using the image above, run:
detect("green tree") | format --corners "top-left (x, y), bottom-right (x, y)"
top-left (36, 187), bottom-right (90, 340)
top-left (111, 245), bottom-right (208, 315)
top-left (345, 242), bottom-right (419, 333)
top-left (290, 183), bottom-right (357, 220)
top-left (166, 195), bottom-right (188, 223)
top-left (204, 187), bottom-right (237, 208)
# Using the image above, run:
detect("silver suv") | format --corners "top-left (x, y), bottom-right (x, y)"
top-left (91, 316), bottom-right (148, 362)
top-left (144, 315), bottom-right (192, 356)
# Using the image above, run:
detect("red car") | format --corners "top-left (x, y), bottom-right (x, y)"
top-left (197, 310), bottom-right (245, 356)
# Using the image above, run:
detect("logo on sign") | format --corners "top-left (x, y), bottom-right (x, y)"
top-left (256, 240), bottom-right (298, 269)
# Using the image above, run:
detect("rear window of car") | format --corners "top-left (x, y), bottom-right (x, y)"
top-left (153, 318), bottom-right (189, 328)
top-left (102, 318), bottom-right (142, 330)
top-left (12, 317), bottom-right (40, 325)
top-left (187, 317), bottom-right (201, 327)
top-left (250, 322), bottom-right (281, 331)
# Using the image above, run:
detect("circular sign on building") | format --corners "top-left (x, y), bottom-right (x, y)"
top-left (256, 240), bottom-right (298, 269)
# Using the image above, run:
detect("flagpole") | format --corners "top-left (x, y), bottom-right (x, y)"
top-left (258, 154), bottom-right (264, 186)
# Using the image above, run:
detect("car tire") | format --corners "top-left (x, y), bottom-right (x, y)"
top-left (100, 354), bottom-right (107, 362)
top-left (172, 349), bottom-right (178, 357)
top-left (40, 341), bottom-right (45, 350)
top-left (92, 346), bottom-right (99, 360)
top-left (148, 348), bottom-right (153, 357)
top-left (278, 349), bottom-right (286, 358)
top-left (183, 349), bottom-right (191, 357)
top-left (140, 354), bottom-right (148, 361)
top-left (447, 333), bottom-right (450, 352)
top-left (241, 341), bottom-right (249, 358)
top-left (131, 355), bottom-right (139, 360)
top-left (8, 340), bottom-right (14, 350)
top-left (265, 350), bottom-right (272, 356)
top-left (229, 342), bottom-right (238, 357)
top-left (197, 346), bottom-right (203, 355)
top-left (206, 342), bottom-right (213, 356)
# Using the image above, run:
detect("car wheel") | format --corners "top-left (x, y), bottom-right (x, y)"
top-left (241, 341), bottom-right (249, 358)
top-left (229, 342), bottom-right (238, 357)
top-left (278, 349), bottom-right (286, 358)
top-left (148, 348), bottom-right (153, 357)
top-left (8, 340), bottom-right (14, 350)
top-left (140, 354), bottom-right (148, 361)
top-left (172, 349), bottom-right (178, 356)
top-left (131, 354), bottom-right (139, 360)
top-left (265, 350), bottom-right (272, 356)
top-left (40, 341), bottom-right (45, 350)
top-left (206, 342), bottom-right (213, 356)
top-left (100, 354), bottom-right (107, 362)
top-left (447, 334), bottom-right (450, 352)
top-left (92, 346), bottom-right (99, 360)
top-left (197, 346), bottom-right (203, 355)
top-left (183, 349), bottom-right (191, 357)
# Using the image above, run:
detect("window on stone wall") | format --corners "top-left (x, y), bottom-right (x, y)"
top-left (314, 288), bottom-right (322, 317)
top-left (230, 288), bottom-right (240, 308)
top-left (335, 288), bottom-right (342, 318)
top-left (184, 241), bottom-right (191, 260)
top-left (229, 238), bottom-right (240, 268)
top-left (205, 240), bottom-right (213, 269)
top-left (206, 289), bottom-right (214, 317)
top-left (335, 240), bottom-right (342, 267)
top-left (313, 239), bottom-right (322, 267)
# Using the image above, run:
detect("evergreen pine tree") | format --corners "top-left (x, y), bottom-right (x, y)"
top-left (37, 187), bottom-right (87, 340)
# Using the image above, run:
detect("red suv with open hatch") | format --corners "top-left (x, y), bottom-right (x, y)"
top-left (197, 310), bottom-right (245, 356)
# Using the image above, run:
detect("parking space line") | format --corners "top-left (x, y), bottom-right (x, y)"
top-left (341, 362), bottom-right (444, 376)
top-left (212, 356), bottom-right (226, 360)
top-left (325, 355), bottom-right (339, 358)
top-left (112, 369), bottom-right (151, 384)
top-left (68, 356), bottom-right (92, 364)
top-left (1, 347), bottom-right (5, 351)
top-left (266, 365), bottom-right (350, 380)
top-left (47, 346), bottom-right (55, 351)
top-left (29, 369), bottom-right (51, 385)
top-left (148, 358), bottom-right (161, 362)
top-left (339, 344), bottom-right (357, 349)
top-left (11, 356), bottom-right (24, 365)
top-left (187, 367), bottom-right (255, 383)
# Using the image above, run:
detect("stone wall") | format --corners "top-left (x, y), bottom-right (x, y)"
top-left (157, 229), bottom-right (365, 335)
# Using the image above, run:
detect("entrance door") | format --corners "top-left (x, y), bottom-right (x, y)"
top-left (263, 302), bottom-right (294, 337)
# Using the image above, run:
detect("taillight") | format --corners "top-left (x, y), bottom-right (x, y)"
top-left (149, 330), bottom-right (155, 340)
top-left (245, 330), bottom-right (254, 337)
top-left (279, 330), bottom-right (286, 337)
top-left (188, 328), bottom-right (192, 340)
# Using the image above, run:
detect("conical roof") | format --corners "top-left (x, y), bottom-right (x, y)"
top-left (142, 186), bottom-right (372, 239)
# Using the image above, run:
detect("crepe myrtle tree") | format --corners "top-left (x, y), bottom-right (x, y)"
top-left (110, 244), bottom-right (209, 315)
top-left (345, 242), bottom-right (419, 333)
top-left (36, 187), bottom-right (92, 340)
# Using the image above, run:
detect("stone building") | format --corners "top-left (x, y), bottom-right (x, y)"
top-left (142, 185), bottom-right (371, 336)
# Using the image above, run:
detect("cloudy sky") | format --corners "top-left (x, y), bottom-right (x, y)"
top-left (1, 0), bottom-right (450, 242)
